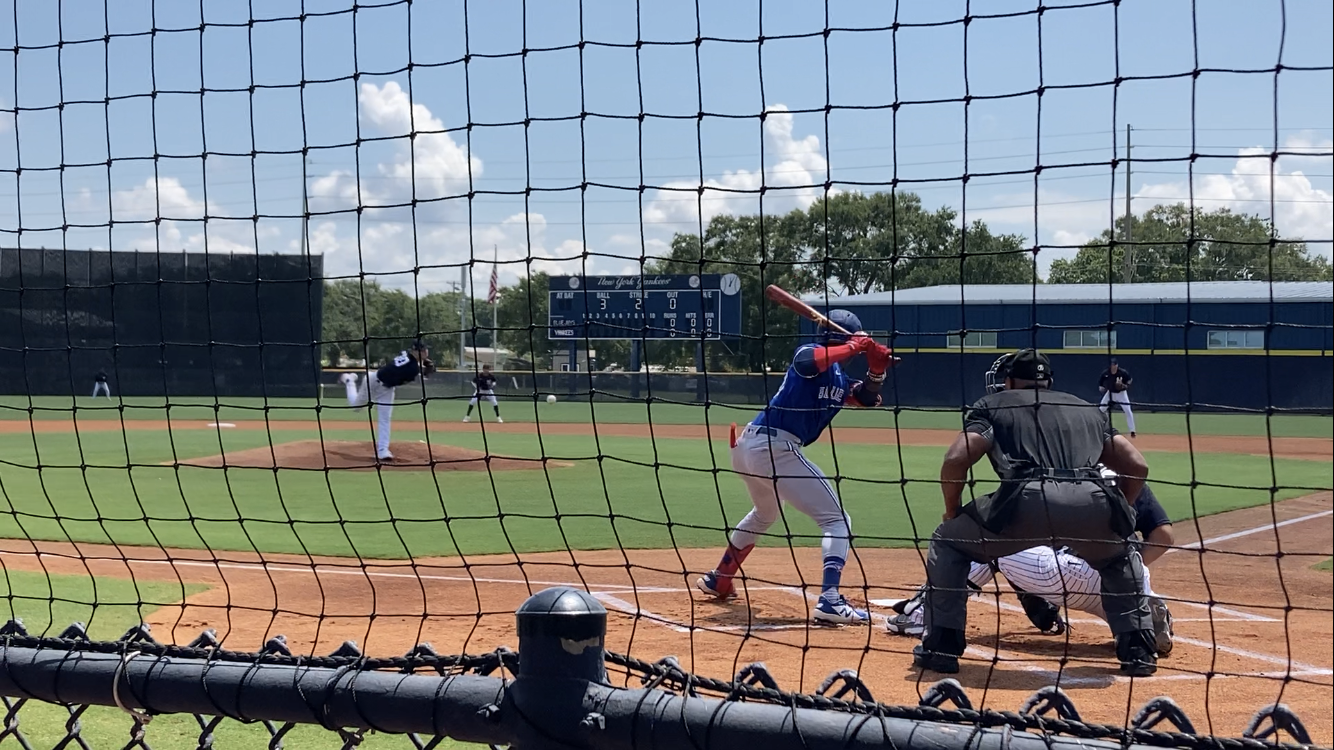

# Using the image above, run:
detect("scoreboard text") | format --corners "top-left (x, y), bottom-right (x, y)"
top-left (547, 274), bottom-right (743, 340)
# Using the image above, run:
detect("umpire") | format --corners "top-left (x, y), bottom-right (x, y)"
top-left (915, 349), bottom-right (1158, 676)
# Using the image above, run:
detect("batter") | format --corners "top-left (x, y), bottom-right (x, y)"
top-left (695, 309), bottom-right (897, 625)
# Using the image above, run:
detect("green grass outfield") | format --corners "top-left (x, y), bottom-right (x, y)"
top-left (1, 395), bottom-right (1331, 437)
top-left (2, 426), bottom-right (1328, 559)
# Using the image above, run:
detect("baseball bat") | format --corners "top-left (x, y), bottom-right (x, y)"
top-left (763, 284), bottom-right (853, 335)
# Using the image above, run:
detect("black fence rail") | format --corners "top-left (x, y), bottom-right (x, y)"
top-left (0, 588), bottom-right (1320, 750)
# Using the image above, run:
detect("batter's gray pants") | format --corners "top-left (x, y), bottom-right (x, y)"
top-left (924, 480), bottom-right (1152, 638)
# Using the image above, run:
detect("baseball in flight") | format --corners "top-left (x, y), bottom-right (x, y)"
top-left (547, 394), bottom-right (557, 404)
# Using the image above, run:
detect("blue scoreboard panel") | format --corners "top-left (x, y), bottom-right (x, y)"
top-left (548, 274), bottom-right (743, 340)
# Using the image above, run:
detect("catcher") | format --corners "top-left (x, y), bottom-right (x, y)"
top-left (886, 465), bottom-right (1175, 658)
top-left (340, 339), bottom-right (435, 462)
top-left (1098, 358), bottom-right (1136, 437)
top-left (914, 349), bottom-right (1158, 676)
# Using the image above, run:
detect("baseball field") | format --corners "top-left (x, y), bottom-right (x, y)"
top-left (1, 395), bottom-right (1331, 746)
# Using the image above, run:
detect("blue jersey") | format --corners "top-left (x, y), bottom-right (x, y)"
top-left (752, 344), bottom-right (853, 446)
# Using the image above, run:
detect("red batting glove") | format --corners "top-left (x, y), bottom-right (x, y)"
top-left (846, 334), bottom-right (877, 354)
top-left (865, 344), bottom-right (897, 382)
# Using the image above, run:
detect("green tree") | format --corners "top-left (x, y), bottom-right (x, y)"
top-left (893, 220), bottom-right (1036, 289)
top-left (494, 271), bottom-right (551, 366)
top-left (322, 280), bottom-right (465, 366)
top-left (652, 212), bottom-right (817, 372)
top-left (794, 192), bottom-right (1034, 293)
top-left (1049, 203), bottom-right (1332, 283)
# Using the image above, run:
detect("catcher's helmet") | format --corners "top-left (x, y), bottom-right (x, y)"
top-left (984, 352), bottom-right (1014, 393)
top-left (411, 338), bottom-right (428, 352)
top-left (824, 309), bottom-right (862, 343)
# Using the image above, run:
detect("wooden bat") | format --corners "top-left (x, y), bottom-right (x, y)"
top-left (763, 284), bottom-right (853, 335)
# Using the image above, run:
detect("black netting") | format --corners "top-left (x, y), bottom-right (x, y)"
top-left (1, 1), bottom-right (1330, 748)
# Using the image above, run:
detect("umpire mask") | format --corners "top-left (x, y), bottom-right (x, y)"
top-left (984, 353), bottom-right (1013, 393)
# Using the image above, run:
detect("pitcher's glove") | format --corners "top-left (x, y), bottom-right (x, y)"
top-left (1017, 591), bottom-right (1067, 635)
top-left (421, 358), bottom-right (437, 377)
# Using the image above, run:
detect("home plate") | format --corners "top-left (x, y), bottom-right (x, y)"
top-left (870, 598), bottom-right (909, 609)
top-left (207, 422), bottom-right (236, 428)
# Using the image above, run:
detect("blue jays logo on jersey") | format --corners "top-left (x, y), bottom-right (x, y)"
top-left (817, 385), bottom-right (846, 404)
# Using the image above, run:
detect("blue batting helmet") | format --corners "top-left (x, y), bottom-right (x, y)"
top-left (824, 309), bottom-right (862, 343)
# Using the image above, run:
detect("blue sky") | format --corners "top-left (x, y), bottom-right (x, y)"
top-left (2, 0), bottom-right (1331, 294)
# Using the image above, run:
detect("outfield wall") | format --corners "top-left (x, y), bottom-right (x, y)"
top-left (0, 249), bottom-right (324, 398)
top-left (323, 351), bottom-right (1333, 413)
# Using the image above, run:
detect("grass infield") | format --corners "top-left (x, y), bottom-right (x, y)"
top-left (1, 395), bottom-right (1332, 438)
top-left (2, 427), bottom-right (1328, 559)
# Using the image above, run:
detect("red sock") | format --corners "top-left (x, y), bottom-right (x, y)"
top-left (716, 544), bottom-right (754, 578)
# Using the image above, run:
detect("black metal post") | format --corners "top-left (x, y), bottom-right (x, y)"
top-left (0, 587), bottom-right (1238, 750)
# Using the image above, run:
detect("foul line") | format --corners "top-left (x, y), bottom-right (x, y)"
top-left (1, 550), bottom-right (672, 595)
top-left (1169, 509), bottom-right (1333, 554)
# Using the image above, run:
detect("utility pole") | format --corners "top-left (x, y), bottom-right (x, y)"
top-left (300, 156), bottom-right (311, 257)
top-left (458, 264), bottom-right (468, 370)
top-left (1121, 124), bottom-right (1134, 284)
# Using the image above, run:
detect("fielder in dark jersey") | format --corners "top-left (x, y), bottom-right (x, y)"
top-left (463, 363), bottom-right (502, 423)
top-left (1098, 359), bottom-right (1137, 436)
top-left (341, 340), bottom-right (431, 461)
top-left (915, 348), bottom-right (1159, 677)
top-left (92, 369), bottom-right (111, 398)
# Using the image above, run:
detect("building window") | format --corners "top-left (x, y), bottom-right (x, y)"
top-left (946, 331), bottom-right (998, 348)
top-left (1063, 330), bottom-right (1117, 349)
top-left (1207, 329), bottom-right (1264, 349)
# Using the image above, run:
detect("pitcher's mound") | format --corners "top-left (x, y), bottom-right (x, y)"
top-left (171, 440), bottom-right (571, 472)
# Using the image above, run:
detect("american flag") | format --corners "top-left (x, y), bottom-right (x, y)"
top-left (486, 264), bottom-right (499, 305)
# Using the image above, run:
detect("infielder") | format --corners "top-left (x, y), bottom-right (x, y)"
top-left (886, 467), bottom-right (1176, 656)
top-left (92, 369), bottom-right (111, 398)
top-left (340, 339), bottom-right (435, 462)
top-left (695, 309), bottom-right (897, 625)
top-left (1098, 359), bottom-right (1136, 437)
top-left (462, 363), bottom-right (502, 423)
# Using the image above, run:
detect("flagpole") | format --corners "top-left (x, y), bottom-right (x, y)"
top-left (492, 245), bottom-right (499, 369)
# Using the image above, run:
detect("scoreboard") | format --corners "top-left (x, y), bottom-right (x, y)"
top-left (547, 274), bottom-right (743, 340)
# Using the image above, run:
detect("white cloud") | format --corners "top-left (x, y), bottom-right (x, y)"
top-left (1135, 134), bottom-right (1333, 252)
top-left (96, 82), bottom-right (665, 290)
top-left (113, 176), bottom-right (205, 223)
top-left (110, 176), bottom-right (259, 255)
top-left (642, 105), bottom-right (831, 227)
top-left (359, 81), bottom-right (482, 205)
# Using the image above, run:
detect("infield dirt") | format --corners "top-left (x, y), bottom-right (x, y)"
top-left (1, 419), bottom-right (1329, 741)
top-left (1, 493), bottom-right (1329, 742)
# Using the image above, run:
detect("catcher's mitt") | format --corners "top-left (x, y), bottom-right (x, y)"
top-left (1017, 591), bottom-right (1067, 635)
top-left (1150, 595), bottom-right (1174, 656)
top-left (421, 358), bottom-right (437, 377)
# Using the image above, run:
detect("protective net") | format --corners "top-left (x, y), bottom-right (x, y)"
top-left (1, 1), bottom-right (1331, 748)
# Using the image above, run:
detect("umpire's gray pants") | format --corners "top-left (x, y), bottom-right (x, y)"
top-left (924, 480), bottom-right (1152, 637)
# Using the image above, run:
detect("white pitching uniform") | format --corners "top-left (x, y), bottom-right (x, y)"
top-left (341, 350), bottom-right (423, 460)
